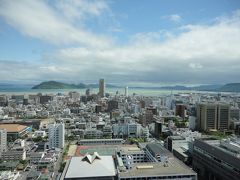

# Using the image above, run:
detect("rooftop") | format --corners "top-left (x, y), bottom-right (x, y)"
top-left (146, 143), bottom-right (172, 156)
top-left (119, 159), bottom-right (196, 178)
top-left (65, 156), bottom-right (116, 179)
top-left (119, 145), bottom-right (144, 154)
top-left (0, 124), bottom-right (28, 133)
top-left (76, 145), bottom-right (119, 156)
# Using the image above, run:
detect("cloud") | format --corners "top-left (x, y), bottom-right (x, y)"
top-left (55, 0), bottom-right (109, 21)
top-left (48, 10), bottom-right (240, 84)
top-left (189, 63), bottom-right (203, 69)
top-left (0, 0), bottom-right (112, 47)
top-left (163, 14), bottom-right (182, 22)
top-left (0, 0), bottom-right (240, 84)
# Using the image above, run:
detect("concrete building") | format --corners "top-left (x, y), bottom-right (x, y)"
top-left (1, 148), bottom-right (26, 161)
top-left (117, 146), bottom-right (145, 167)
top-left (29, 152), bottom-right (44, 164)
top-left (84, 129), bottom-right (103, 139)
top-left (197, 103), bottom-right (230, 131)
top-left (69, 91), bottom-right (80, 101)
top-left (0, 124), bottom-right (29, 141)
top-left (78, 139), bottom-right (124, 146)
top-left (145, 143), bottom-right (172, 162)
top-left (108, 100), bottom-right (118, 112)
top-left (166, 136), bottom-right (188, 152)
top-left (95, 105), bottom-right (102, 113)
top-left (189, 116), bottom-right (197, 130)
top-left (175, 104), bottom-right (186, 119)
top-left (63, 153), bottom-right (116, 180)
top-left (118, 161), bottom-right (197, 180)
top-left (230, 107), bottom-right (240, 120)
top-left (48, 123), bottom-right (65, 149)
top-left (0, 129), bottom-right (7, 155)
top-left (117, 143), bottom-right (197, 179)
top-left (0, 95), bottom-right (8, 106)
top-left (39, 95), bottom-right (53, 104)
top-left (154, 121), bottom-right (162, 138)
top-left (193, 138), bottom-right (240, 180)
top-left (99, 79), bottom-right (105, 97)
top-left (125, 86), bottom-right (128, 97)
top-left (113, 123), bottom-right (141, 138)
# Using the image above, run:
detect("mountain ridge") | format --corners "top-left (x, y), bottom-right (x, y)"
top-left (31, 81), bottom-right (240, 92)
top-left (32, 81), bottom-right (118, 89)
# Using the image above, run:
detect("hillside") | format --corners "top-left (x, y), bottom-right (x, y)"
top-left (32, 81), bottom-right (118, 89)
top-left (218, 83), bottom-right (240, 92)
top-left (32, 81), bottom-right (240, 92)
top-left (32, 81), bottom-right (79, 89)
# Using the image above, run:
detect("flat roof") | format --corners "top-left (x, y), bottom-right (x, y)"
top-left (146, 143), bottom-right (172, 156)
top-left (169, 136), bottom-right (185, 140)
top-left (119, 145), bottom-right (144, 154)
top-left (76, 145), bottom-right (118, 156)
top-left (79, 138), bottom-right (123, 142)
top-left (119, 158), bottom-right (196, 178)
top-left (65, 156), bottom-right (116, 179)
top-left (0, 124), bottom-right (28, 133)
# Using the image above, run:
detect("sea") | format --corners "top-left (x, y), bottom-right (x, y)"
top-left (0, 87), bottom-right (234, 97)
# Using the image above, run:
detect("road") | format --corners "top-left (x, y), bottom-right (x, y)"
top-left (53, 151), bottom-right (63, 180)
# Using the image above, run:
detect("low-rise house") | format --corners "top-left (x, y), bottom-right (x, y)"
top-left (1, 147), bottom-right (26, 161)
top-left (30, 152), bottom-right (44, 164)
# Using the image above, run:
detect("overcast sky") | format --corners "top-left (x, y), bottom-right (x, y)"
top-left (0, 0), bottom-right (240, 85)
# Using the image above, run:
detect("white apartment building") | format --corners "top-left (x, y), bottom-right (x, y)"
top-left (48, 123), bottom-right (65, 149)
top-left (0, 129), bottom-right (7, 156)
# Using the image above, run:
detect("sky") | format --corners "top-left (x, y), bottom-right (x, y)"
top-left (0, 0), bottom-right (240, 86)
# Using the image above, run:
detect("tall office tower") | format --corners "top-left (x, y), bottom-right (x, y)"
top-left (218, 104), bottom-right (230, 130)
top-left (49, 123), bottom-right (65, 149)
top-left (0, 129), bottom-right (7, 155)
top-left (175, 104), bottom-right (186, 119)
top-left (197, 103), bottom-right (230, 131)
top-left (197, 103), bottom-right (217, 131)
top-left (99, 79), bottom-right (105, 97)
top-left (154, 121), bottom-right (162, 138)
top-left (125, 86), bottom-right (128, 97)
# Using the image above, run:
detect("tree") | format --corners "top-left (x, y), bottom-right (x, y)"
top-left (33, 136), bottom-right (43, 142)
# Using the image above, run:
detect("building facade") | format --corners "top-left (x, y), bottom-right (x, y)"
top-left (193, 138), bottom-right (240, 180)
top-left (48, 123), bottom-right (65, 149)
top-left (0, 129), bottom-right (7, 155)
top-left (197, 103), bottom-right (230, 131)
top-left (99, 79), bottom-right (105, 97)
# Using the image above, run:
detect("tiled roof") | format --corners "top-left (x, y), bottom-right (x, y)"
top-left (0, 124), bottom-right (28, 133)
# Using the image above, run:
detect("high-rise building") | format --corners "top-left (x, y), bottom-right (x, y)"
top-left (99, 79), bottom-right (105, 97)
top-left (108, 100), bottom-right (118, 112)
top-left (0, 129), bottom-right (7, 155)
top-left (218, 104), bottom-right (230, 130)
top-left (85, 88), bottom-right (91, 96)
top-left (196, 103), bottom-right (230, 131)
top-left (69, 91), bottom-right (80, 101)
top-left (39, 95), bottom-right (53, 104)
top-left (175, 104), bottom-right (186, 119)
top-left (125, 86), bottom-right (128, 97)
top-left (49, 123), bottom-right (65, 149)
top-left (154, 121), bottom-right (162, 138)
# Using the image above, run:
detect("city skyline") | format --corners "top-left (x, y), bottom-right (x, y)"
top-left (0, 0), bottom-right (240, 85)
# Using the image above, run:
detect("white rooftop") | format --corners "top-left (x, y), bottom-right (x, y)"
top-left (65, 155), bottom-right (116, 179)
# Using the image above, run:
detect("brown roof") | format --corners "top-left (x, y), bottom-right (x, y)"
top-left (0, 124), bottom-right (28, 133)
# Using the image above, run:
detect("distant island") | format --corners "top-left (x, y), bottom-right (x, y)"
top-left (218, 83), bottom-right (240, 92)
top-left (32, 81), bottom-right (118, 89)
top-left (31, 81), bottom-right (240, 92)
